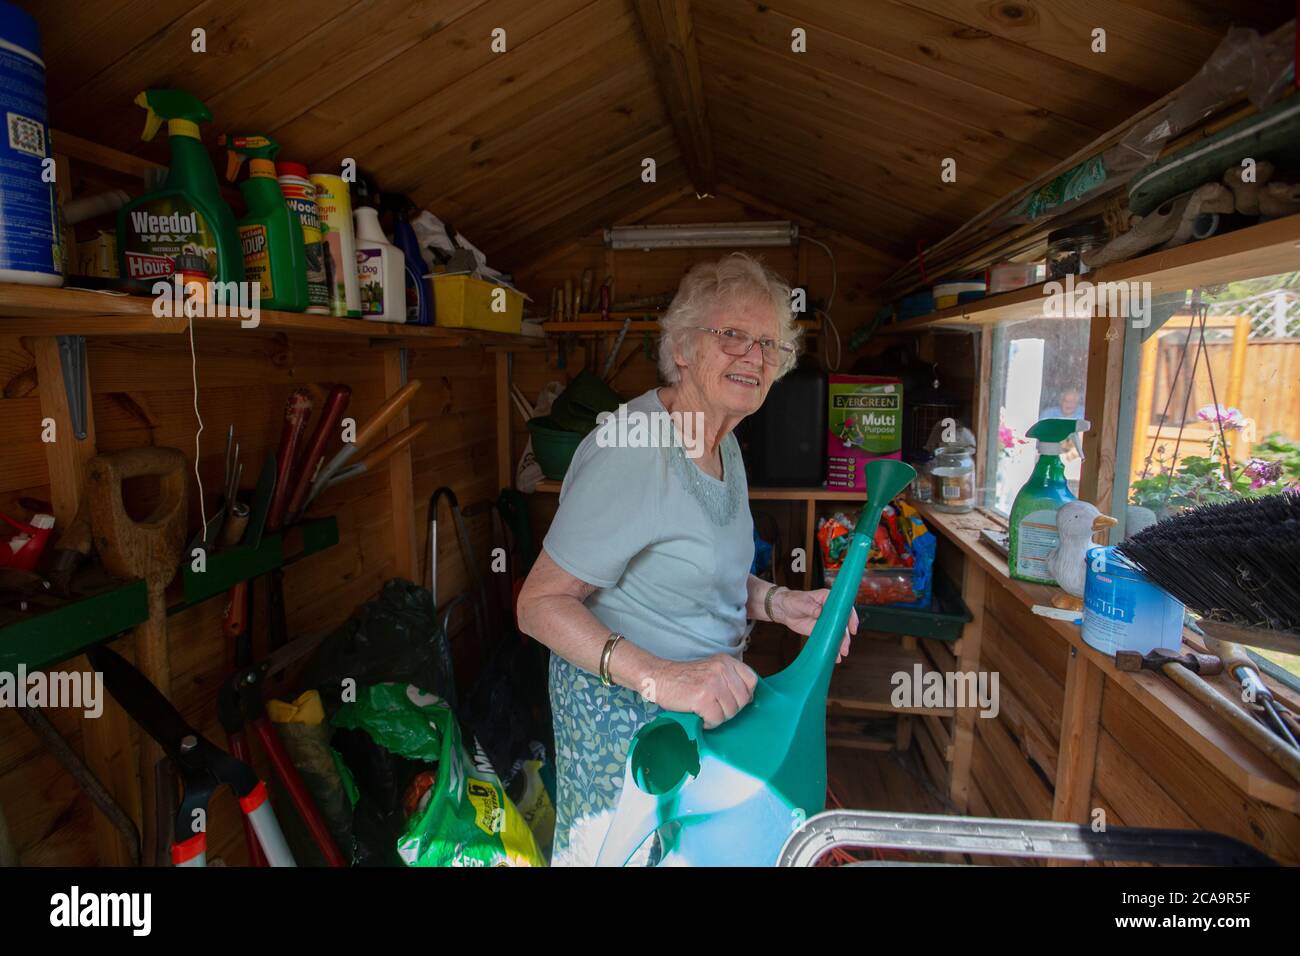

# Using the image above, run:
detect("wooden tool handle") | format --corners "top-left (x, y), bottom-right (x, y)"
top-left (354, 421), bottom-right (428, 473)
top-left (220, 509), bottom-right (249, 549)
top-left (1200, 633), bottom-right (1257, 679)
top-left (86, 447), bottom-right (187, 590)
top-left (1164, 661), bottom-right (1300, 784)
top-left (266, 389), bottom-right (313, 533)
top-left (353, 380), bottom-right (421, 452)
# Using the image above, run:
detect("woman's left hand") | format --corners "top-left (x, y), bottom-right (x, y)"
top-left (774, 588), bottom-right (857, 663)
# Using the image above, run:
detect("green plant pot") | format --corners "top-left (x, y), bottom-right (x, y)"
top-left (528, 416), bottom-right (587, 480)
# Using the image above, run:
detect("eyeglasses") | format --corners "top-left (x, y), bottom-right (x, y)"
top-left (695, 327), bottom-right (796, 367)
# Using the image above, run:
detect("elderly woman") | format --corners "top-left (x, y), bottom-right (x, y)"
top-left (517, 252), bottom-right (856, 866)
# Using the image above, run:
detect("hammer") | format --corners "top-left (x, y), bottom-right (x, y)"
top-left (1116, 646), bottom-right (1300, 785)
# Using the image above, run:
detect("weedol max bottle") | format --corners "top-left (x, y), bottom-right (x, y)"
top-left (1008, 417), bottom-right (1090, 585)
top-left (116, 90), bottom-right (243, 292)
top-left (220, 133), bottom-right (308, 312)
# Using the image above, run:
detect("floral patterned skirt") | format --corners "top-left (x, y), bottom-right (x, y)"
top-left (547, 651), bottom-right (661, 866)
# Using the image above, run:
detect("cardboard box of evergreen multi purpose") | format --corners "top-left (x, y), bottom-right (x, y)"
top-left (431, 274), bottom-right (524, 334)
top-left (826, 374), bottom-right (903, 491)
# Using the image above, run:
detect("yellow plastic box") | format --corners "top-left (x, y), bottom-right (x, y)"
top-left (431, 275), bottom-right (524, 334)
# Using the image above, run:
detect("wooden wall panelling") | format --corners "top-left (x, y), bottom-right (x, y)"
top-left (1099, 684), bottom-right (1300, 864)
top-left (996, 678), bottom-right (1059, 783)
top-left (28, 334), bottom-right (143, 866)
top-left (1051, 650), bottom-right (1104, 829)
top-left (979, 617), bottom-right (1064, 741)
top-left (976, 697), bottom-right (1055, 820)
top-left (984, 583), bottom-right (1070, 686)
top-left (380, 347), bottom-right (417, 582)
top-left (946, 558), bottom-right (985, 811)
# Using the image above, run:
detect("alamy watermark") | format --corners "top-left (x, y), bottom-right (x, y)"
top-left (890, 664), bottom-right (1000, 719)
top-left (151, 275), bottom-right (262, 328)
top-left (595, 404), bottom-right (707, 459)
top-left (1, 665), bottom-right (102, 718)
top-left (1042, 274), bottom-right (1152, 328)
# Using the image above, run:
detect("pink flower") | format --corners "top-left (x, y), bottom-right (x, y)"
top-left (1196, 404), bottom-right (1244, 429)
top-left (999, 425), bottom-right (1015, 449)
top-left (1245, 458), bottom-right (1283, 489)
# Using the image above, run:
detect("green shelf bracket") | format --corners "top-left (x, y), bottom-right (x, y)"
top-left (0, 579), bottom-right (149, 673)
top-left (179, 516), bottom-right (338, 607)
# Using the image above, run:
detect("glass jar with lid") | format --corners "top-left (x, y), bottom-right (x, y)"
top-left (930, 444), bottom-right (976, 513)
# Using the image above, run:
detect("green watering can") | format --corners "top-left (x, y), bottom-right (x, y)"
top-left (595, 458), bottom-right (917, 866)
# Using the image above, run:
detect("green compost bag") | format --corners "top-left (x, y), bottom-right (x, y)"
top-left (332, 683), bottom-right (545, 867)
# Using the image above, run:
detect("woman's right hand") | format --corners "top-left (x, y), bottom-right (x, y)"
top-left (648, 654), bottom-right (758, 729)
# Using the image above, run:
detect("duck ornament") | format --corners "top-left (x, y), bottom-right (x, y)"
top-left (1048, 500), bottom-right (1118, 610)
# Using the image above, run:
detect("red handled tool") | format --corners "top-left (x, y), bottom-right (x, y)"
top-left (87, 644), bottom-right (297, 867)
top-left (217, 622), bottom-right (347, 867)
top-left (284, 384), bottom-right (352, 525)
top-left (265, 389), bottom-right (314, 534)
top-left (304, 380), bottom-right (421, 508)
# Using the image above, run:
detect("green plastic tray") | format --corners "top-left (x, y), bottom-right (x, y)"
top-left (856, 572), bottom-right (972, 642)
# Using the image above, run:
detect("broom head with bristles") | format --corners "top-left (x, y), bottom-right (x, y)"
top-left (1116, 491), bottom-right (1300, 633)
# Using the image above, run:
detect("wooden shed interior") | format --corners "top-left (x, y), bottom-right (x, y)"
top-left (2, 0), bottom-right (1300, 871)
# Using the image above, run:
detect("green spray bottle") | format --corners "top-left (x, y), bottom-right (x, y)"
top-left (116, 90), bottom-right (243, 291)
top-left (1008, 417), bottom-right (1090, 584)
top-left (219, 134), bottom-right (308, 312)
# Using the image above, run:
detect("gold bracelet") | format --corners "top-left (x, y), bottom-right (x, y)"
top-left (600, 633), bottom-right (624, 686)
top-left (764, 584), bottom-right (783, 623)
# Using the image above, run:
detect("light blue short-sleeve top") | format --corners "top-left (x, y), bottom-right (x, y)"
top-left (543, 388), bottom-right (755, 662)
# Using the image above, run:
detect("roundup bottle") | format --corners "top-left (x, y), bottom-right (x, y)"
top-left (116, 90), bottom-right (243, 292)
top-left (276, 162), bottom-right (330, 314)
top-left (1008, 418), bottom-right (1090, 585)
top-left (220, 134), bottom-right (308, 312)
top-left (0, 1), bottom-right (61, 286)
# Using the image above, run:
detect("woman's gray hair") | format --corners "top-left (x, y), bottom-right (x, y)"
top-left (658, 252), bottom-right (801, 384)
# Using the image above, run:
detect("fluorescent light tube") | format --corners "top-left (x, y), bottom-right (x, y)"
top-left (604, 221), bottom-right (798, 250)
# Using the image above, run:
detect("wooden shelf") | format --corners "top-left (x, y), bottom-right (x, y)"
top-left (911, 499), bottom-right (1300, 813)
top-left (533, 478), bottom-right (864, 501)
top-left (881, 212), bottom-right (1300, 334)
top-left (829, 638), bottom-right (956, 717)
top-left (0, 283), bottom-right (544, 350)
top-left (541, 317), bottom-right (823, 334)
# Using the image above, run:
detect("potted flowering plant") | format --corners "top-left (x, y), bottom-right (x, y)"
top-left (1130, 405), bottom-right (1300, 515)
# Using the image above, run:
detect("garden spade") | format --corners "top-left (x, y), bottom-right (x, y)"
top-left (595, 459), bottom-right (917, 866)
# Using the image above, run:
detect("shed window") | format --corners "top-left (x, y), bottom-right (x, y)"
top-left (982, 316), bottom-right (1091, 516)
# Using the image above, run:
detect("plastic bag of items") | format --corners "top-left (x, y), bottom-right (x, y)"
top-left (331, 682), bottom-right (545, 867)
top-left (817, 500), bottom-right (936, 608)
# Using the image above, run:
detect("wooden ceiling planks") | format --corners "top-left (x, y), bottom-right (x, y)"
top-left (20, 0), bottom-right (1295, 270)
top-left (694, 1), bottom-right (1100, 158)
top-left (633, 0), bottom-right (717, 192)
top-left (906, 0), bottom-right (1238, 96)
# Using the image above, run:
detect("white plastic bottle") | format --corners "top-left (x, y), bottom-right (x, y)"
top-left (353, 206), bottom-right (406, 323)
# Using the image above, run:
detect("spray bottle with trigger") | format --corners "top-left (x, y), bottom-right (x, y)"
top-left (219, 134), bottom-right (308, 313)
top-left (115, 90), bottom-right (243, 295)
top-left (1008, 417), bottom-right (1090, 585)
